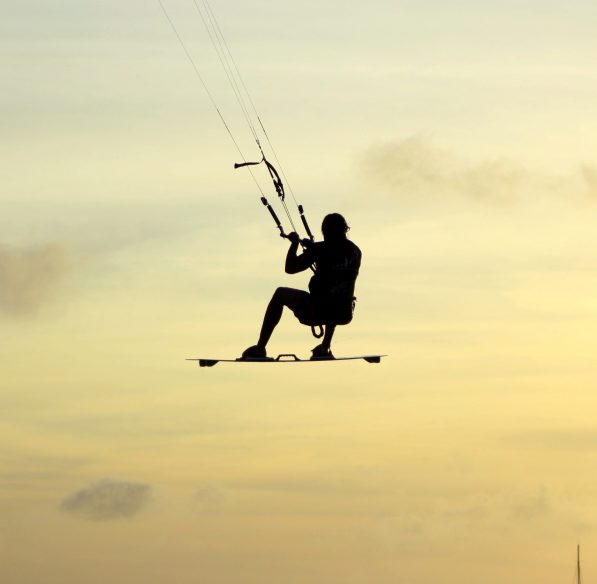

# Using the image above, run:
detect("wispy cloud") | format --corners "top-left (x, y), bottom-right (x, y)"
top-left (61, 479), bottom-right (151, 521)
top-left (374, 485), bottom-right (586, 551)
top-left (509, 488), bottom-right (551, 520)
top-left (508, 428), bottom-right (597, 451)
top-left (581, 164), bottom-right (597, 198)
top-left (195, 483), bottom-right (228, 511)
top-left (361, 135), bottom-right (595, 204)
top-left (0, 242), bottom-right (73, 317)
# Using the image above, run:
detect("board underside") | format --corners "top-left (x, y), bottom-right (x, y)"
top-left (187, 354), bottom-right (386, 367)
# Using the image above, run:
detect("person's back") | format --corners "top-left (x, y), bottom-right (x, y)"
top-left (307, 237), bottom-right (361, 325)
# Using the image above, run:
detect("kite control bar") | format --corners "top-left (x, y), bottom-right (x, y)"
top-left (235, 158), bottom-right (287, 238)
top-left (235, 156), bottom-right (314, 242)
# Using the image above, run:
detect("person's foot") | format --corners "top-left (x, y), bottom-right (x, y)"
top-left (310, 344), bottom-right (334, 360)
top-left (241, 344), bottom-right (267, 359)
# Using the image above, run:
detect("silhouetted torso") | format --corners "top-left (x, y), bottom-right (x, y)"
top-left (304, 238), bottom-right (361, 324)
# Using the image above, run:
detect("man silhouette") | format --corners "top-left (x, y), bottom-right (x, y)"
top-left (242, 213), bottom-right (361, 359)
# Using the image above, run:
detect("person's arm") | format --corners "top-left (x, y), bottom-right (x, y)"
top-left (285, 232), bottom-right (314, 274)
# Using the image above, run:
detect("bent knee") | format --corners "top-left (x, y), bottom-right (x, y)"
top-left (272, 287), bottom-right (308, 309)
top-left (273, 287), bottom-right (297, 300)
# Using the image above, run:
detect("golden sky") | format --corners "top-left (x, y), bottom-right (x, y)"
top-left (2, 0), bottom-right (597, 582)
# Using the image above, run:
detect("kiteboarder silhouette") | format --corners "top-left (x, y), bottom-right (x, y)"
top-left (242, 213), bottom-right (361, 360)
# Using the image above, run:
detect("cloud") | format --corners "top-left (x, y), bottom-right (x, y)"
top-left (61, 479), bottom-right (151, 521)
top-left (361, 135), bottom-right (594, 204)
top-left (581, 164), bottom-right (597, 197)
top-left (510, 428), bottom-right (597, 451)
top-left (0, 241), bottom-right (73, 317)
top-left (0, 454), bottom-right (86, 491)
top-left (195, 483), bottom-right (228, 511)
top-left (509, 488), bottom-right (551, 520)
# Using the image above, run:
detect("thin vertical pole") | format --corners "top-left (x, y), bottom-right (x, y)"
top-left (577, 545), bottom-right (581, 584)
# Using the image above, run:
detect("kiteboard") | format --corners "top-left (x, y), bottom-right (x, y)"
top-left (187, 354), bottom-right (386, 368)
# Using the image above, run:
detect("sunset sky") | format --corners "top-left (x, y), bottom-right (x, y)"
top-left (2, 0), bottom-right (597, 582)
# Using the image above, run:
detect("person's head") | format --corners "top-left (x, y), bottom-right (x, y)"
top-left (321, 213), bottom-right (349, 242)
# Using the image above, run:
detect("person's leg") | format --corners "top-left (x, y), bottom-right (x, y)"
top-left (321, 324), bottom-right (336, 351)
top-left (310, 323), bottom-right (336, 358)
top-left (243, 288), bottom-right (308, 357)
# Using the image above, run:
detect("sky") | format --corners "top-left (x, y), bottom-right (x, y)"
top-left (1, 0), bottom-right (597, 582)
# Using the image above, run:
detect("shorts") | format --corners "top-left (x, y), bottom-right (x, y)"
top-left (282, 287), bottom-right (354, 327)
top-left (285, 289), bottom-right (323, 326)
